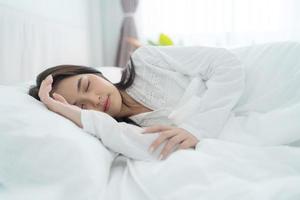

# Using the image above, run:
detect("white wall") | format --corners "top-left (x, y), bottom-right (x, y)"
top-left (0, 0), bottom-right (89, 28)
top-left (0, 0), bottom-right (105, 85)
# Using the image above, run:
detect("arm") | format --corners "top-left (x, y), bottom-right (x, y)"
top-left (38, 75), bottom-right (163, 161)
top-left (81, 110), bottom-right (164, 161)
top-left (133, 46), bottom-right (245, 139)
top-left (38, 75), bottom-right (83, 128)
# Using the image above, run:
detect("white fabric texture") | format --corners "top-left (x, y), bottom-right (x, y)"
top-left (0, 4), bottom-right (91, 85)
top-left (103, 139), bottom-right (300, 200)
top-left (80, 110), bottom-right (164, 161)
top-left (78, 42), bottom-right (300, 199)
top-left (0, 86), bottom-right (115, 200)
top-left (125, 42), bottom-right (300, 146)
top-left (127, 45), bottom-right (245, 140)
top-left (1, 42), bottom-right (300, 199)
top-left (220, 42), bottom-right (300, 146)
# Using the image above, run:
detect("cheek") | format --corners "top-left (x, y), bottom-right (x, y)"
top-left (96, 78), bottom-right (114, 92)
top-left (111, 89), bottom-right (123, 113)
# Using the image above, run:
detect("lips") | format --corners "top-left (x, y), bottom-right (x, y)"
top-left (103, 95), bottom-right (110, 112)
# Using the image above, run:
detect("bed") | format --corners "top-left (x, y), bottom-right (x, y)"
top-left (1, 42), bottom-right (300, 200)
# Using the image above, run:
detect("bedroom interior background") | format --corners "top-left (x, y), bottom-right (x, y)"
top-left (1, 0), bottom-right (300, 86)
top-left (136, 0), bottom-right (300, 48)
top-left (0, 0), bottom-right (103, 85)
top-left (113, 0), bottom-right (300, 71)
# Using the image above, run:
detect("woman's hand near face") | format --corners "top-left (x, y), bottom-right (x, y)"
top-left (143, 125), bottom-right (199, 160)
top-left (38, 75), bottom-right (83, 128)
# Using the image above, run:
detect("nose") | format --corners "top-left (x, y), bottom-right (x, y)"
top-left (81, 93), bottom-right (100, 110)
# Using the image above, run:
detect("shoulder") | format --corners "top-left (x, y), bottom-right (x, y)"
top-left (132, 45), bottom-right (230, 56)
top-left (130, 45), bottom-right (237, 67)
top-left (131, 45), bottom-right (157, 59)
top-left (130, 46), bottom-right (162, 69)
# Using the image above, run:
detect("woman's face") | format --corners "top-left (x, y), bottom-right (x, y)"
top-left (54, 73), bottom-right (123, 117)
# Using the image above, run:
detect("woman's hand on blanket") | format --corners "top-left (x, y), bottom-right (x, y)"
top-left (143, 125), bottom-right (199, 160)
top-left (38, 74), bottom-right (83, 127)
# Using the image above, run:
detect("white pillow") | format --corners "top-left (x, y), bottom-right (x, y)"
top-left (0, 85), bottom-right (115, 199)
top-left (95, 66), bottom-right (122, 83)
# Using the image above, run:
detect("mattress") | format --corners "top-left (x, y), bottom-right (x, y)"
top-left (1, 41), bottom-right (300, 200)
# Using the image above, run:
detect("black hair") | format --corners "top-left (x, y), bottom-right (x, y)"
top-left (28, 57), bottom-right (140, 127)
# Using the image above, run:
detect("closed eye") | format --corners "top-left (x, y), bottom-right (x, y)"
top-left (85, 80), bottom-right (90, 92)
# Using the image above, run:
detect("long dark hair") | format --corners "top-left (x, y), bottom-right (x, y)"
top-left (28, 57), bottom-right (140, 126)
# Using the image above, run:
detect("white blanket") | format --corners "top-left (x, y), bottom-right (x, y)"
top-left (1, 41), bottom-right (300, 200)
top-left (0, 86), bottom-right (116, 200)
top-left (104, 41), bottom-right (300, 199)
top-left (221, 42), bottom-right (300, 146)
top-left (105, 139), bottom-right (300, 200)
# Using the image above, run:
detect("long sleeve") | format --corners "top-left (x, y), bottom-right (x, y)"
top-left (80, 110), bottom-right (164, 161)
top-left (133, 46), bottom-right (245, 139)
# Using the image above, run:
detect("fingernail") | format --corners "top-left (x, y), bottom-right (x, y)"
top-left (159, 154), bottom-right (164, 160)
top-left (148, 147), bottom-right (154, 154)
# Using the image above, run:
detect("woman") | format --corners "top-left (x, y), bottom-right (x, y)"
top-left (29, 45), bottom-right (245, 160)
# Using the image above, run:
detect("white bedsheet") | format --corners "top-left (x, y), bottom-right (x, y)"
top-left (104, 139), bottom-right (300, 200)
top-left (1, 41), bottom-right (300, 200)
top-left (220, 42), bottom-right (300, 146)
top-left (103, 41), bottom-right (300, 199)
top-left (0, 86), bottom-right (116, 200)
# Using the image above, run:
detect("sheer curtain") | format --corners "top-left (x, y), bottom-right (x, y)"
top-left (136, 0), bottom-right (300, 47)
top-left (115, 0), bottom-right (139, 68)
top-left (0, 4), bottom-right (91, 85)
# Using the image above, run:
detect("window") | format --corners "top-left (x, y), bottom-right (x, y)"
top-left (136, 0), bottom-right (299, 47)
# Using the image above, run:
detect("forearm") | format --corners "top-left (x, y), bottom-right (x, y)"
top-left (38, 75), bottom-right (83, 128)
top-left (81, 110), bottom-right (164, 161)
top-left (50, 101), bottom-right (82, 128)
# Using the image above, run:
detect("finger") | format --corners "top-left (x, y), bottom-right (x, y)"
top-left (39, 77), bottom-right (52, 95)
top-left (38, 86), bottom-right (50, 102)
top-left (160, 134), bottom-right (186, 160)
top-left (53, 93), bottom-right (64, 103)
top-left (39, 84), bottom-right (52, 102)
top-left (40, 75), bottom-right (53, 90)
top-left (178, 139), bottom-right (194, 149)
top-left (143, 125), bottom-right (171, 133)
top-left (143, 124), bottom-right (172, 133)
top-left (53, 93), bottom-right (68, 104)
top-left (148, 130), bottom-right (177, 153)
top-left (42, 74), bottom-right (53, 85)
top-left (45, 74), bottom-right (53, 83)
top-left (39, 75), bottom-right (54, 103)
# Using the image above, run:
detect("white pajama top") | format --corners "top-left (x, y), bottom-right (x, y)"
top-left (80, 45), bottom-right (245, 161)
